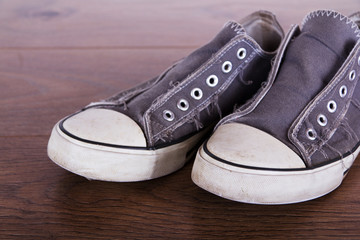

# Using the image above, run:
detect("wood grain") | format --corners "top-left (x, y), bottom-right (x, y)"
top-left (1, 0), bottom-right (360, 239)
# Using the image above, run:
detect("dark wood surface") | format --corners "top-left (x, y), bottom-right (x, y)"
top-left (2, 0), bottom-right (360, 239)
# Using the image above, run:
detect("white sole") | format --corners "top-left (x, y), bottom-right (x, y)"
top-left (192, 144), bottom-right (360, 204)
top-left (48, 122), bottom-right (207, 182)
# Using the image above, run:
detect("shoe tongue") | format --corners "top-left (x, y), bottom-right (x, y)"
top-left (169, 21), bottom-right (244, 73)
top-left (221, 20), bottom-right (246, 38)
top-left (301, 10), bottom-right (360, 58)
top-left (166, 20), bottom-right (244, 79)
top-left (237, 11), bottom-right (359, 154)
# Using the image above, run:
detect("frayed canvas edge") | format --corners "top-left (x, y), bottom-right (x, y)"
top-left (301, 10), bottom-right (360, 38)
top-left (223, 21), bottom-right (245, 35)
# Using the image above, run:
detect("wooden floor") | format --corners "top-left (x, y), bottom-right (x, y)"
top-left (2, 0), bottom-right (360, 239)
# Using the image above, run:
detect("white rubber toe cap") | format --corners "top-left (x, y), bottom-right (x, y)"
top-left (61, 108), bottom-right (147, 147)
top-left (206, 123), bottom-right (306, 169)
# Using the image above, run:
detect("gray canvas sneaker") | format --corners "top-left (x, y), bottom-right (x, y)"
top-left (192, 10), bottom-right (360, 204)
top-left (47, 11), bottom-right (284, 181)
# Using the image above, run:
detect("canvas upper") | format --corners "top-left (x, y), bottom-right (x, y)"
top-left (209, 10), bottom-right (360, 168)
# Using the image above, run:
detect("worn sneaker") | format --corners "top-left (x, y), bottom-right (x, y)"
top-left (47, 11), bottom-right (284, 181)
top-left (192, 10), bottom-right (360, 204)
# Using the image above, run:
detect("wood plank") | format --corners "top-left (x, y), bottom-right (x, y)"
top-left (0, 48), bottom-right (193, 136)
top-left (1, 137), bottom-right (360, 239)
top-left (0, 0), bottom-right (358, 48)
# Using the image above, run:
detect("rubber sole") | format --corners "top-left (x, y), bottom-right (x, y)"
top-left (191, 144), bottom-right (360, 204)
top-left (48, 122), bottom-right (207, 182)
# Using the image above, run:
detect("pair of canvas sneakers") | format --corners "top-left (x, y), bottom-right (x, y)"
top-left (48, 10), bottom-right (360, 204)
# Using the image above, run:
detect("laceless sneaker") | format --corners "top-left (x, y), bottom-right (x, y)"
top-left (192, 10), bottom-right (360, 204)
top-left (47, 11), bottom-right (284, 181)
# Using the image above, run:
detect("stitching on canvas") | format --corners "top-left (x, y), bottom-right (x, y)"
top-left (301, 10), bottom-right (360, 38)
top-left (151, 40), bottom-right (258, 140)
top-left (224, 21), bottom-right (245, 35)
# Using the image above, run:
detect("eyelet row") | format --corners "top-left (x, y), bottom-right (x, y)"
top-left (162, 46), bottom-right (247, 121)
top-left (306, 65), bottom-right (358, 140)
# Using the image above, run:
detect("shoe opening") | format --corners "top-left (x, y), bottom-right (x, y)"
top-left (240, 10), bottom-right (284, 53)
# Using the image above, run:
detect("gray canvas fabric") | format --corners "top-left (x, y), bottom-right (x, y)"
top-left (220, 10), bottom-right (360, 167)
top-left (82, 11), bottom-right (284, 148)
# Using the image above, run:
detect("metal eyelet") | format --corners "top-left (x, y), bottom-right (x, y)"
top-left (306, 128), bottom-right (317, 140)
top-left (222, 61), bottom-right (232, 73)
top-left (237, 48), bottom-right (247, 60)
top-left (163, 110), bottom-right (175, 121)
top-left (206, 75), bottom-right (218, 87)
top-left (177, 99), bottom-right (189, 111)
top-left (327, 100), bottom-right (337, 113)
top-left (339, 85), bottom-right (347, 98)
top-left (349, 70), bottom-right (356, 81)
top-left (317, 114), bottom-right (328, 127)
top-left (191, 88), bottom-right (203, 100)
